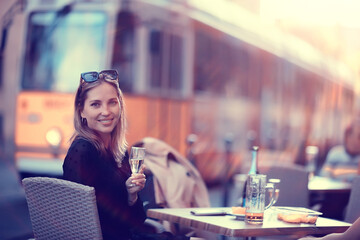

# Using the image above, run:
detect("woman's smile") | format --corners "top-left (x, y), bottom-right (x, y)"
top-left (99, 118), bottom-right (114, 124)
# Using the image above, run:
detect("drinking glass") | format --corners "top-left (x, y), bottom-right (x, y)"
top-left (129, 147), bottom-right (146, 174)
top-left (245, 174), bottom-right (277, 224)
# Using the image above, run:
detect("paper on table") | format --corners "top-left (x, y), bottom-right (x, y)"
top-left (190, 209), bottom-right (228, 216)
top-left (190, 209), bottom-right (245, 221)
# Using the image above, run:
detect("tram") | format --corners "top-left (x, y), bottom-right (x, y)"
top-left (0, 0), bottom-right (356, 183)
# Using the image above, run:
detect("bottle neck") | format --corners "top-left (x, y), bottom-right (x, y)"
top-left (249, 146), bottom-right (259, 174)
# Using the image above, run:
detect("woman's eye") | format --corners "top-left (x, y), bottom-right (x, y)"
top-left (91, 102), bottom-right (100, 107)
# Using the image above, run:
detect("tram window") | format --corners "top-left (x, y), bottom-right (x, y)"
top-left (22, 11), bottom-right (107, 92)
top-left (0, 27), bottom-right (7, 89)
top-left (168, 34), bottom-right (183, 91)
top-left (236, 47), bottom-right (250, 97)
top-left (149, 30), bottom-right (163, 90)
top-left (148, 29), bottom-right (184, 96)
top-left (0, 114), bottom-right (3, 154)
top-left (195, 29), bottom-right (245, 96)
top-left (0, 51), bottom-right (3, 89)
top-left (111, 11), bottom-right (136, 93)
top-left (194, 30), bottom-right (216, 93)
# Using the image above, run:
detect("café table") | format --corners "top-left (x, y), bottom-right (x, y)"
top-left (308, 176), bottom-right (352, 193)
top-left (147, 207), bottom-right (351, 239)
top-left (308, 176), bottom-right (352, 220)
top-left (17, 157), bottom-right (63, 177)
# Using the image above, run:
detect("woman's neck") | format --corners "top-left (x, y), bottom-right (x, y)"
top-left (99, 133), bottom-right (111, 149)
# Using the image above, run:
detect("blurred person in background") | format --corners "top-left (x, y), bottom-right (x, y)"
top-left (299, 217), bottom-right (360, 240)
top-left (62, 70), bottom-right (184, 240)
top-left (320, 119), bottom-right (360, 183)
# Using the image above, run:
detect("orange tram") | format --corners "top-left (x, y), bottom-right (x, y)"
top-left (0, 0), bottom-right (357, 184)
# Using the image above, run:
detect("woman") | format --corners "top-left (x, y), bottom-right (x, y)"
top-left (62, 70), bottom-right (147, 240)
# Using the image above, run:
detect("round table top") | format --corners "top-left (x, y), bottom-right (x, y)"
top-left (308, 176), bottom-right (352, 193)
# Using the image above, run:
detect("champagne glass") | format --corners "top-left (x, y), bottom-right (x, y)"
top-left (129, 147), bottom-right (146, 174)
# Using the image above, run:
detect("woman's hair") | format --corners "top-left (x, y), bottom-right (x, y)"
top-left (72, 74), bottom-right (127, 166)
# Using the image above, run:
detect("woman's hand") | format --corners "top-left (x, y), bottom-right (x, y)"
top-left (126, 164), bottom-right (146, 204)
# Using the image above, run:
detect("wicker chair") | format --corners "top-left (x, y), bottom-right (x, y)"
top-left (22, 177), bottom-right (103, 240)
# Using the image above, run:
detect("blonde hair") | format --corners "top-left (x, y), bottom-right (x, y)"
top-left (72, 74), bottom-right (127, 167)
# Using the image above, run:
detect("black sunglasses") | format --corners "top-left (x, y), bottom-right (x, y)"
top-left (80, 70), bottom-right (118, 83)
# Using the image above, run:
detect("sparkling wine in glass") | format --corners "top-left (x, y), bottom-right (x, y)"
top-left (130, 147), bottom-right (146, 174)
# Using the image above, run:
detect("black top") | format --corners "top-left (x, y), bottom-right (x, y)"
top-left (63, 138), bottom-right (146, 240)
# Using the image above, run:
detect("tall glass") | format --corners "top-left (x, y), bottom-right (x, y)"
top-left (245, 174), bottom-right (276, 224)
top-left (129, 147), bottom-right (146, 174)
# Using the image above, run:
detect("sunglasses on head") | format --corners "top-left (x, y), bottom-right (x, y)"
top-left (80, 70), bottom-right (118, 83)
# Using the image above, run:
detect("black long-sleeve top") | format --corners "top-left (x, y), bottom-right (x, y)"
top-left (63, 138), bottom-right (146, 240)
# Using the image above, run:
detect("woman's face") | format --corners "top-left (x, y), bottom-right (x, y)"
top-left (81, 82), bottom-right (121, 142)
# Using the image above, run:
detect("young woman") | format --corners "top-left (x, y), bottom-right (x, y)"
top-left (62, 70), bottom-right (147, 240)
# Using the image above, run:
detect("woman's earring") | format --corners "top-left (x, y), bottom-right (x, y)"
top-left (81, 117), bottom-right (87, 125)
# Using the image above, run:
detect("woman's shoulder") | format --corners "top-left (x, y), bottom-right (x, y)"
top-left (64, 138), bottom-right (101, 168)
top-left (68, 138), bottom-right (98, 154)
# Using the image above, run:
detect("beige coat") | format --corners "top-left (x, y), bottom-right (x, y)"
top-left (141, 137), bottom-right (210, 208)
